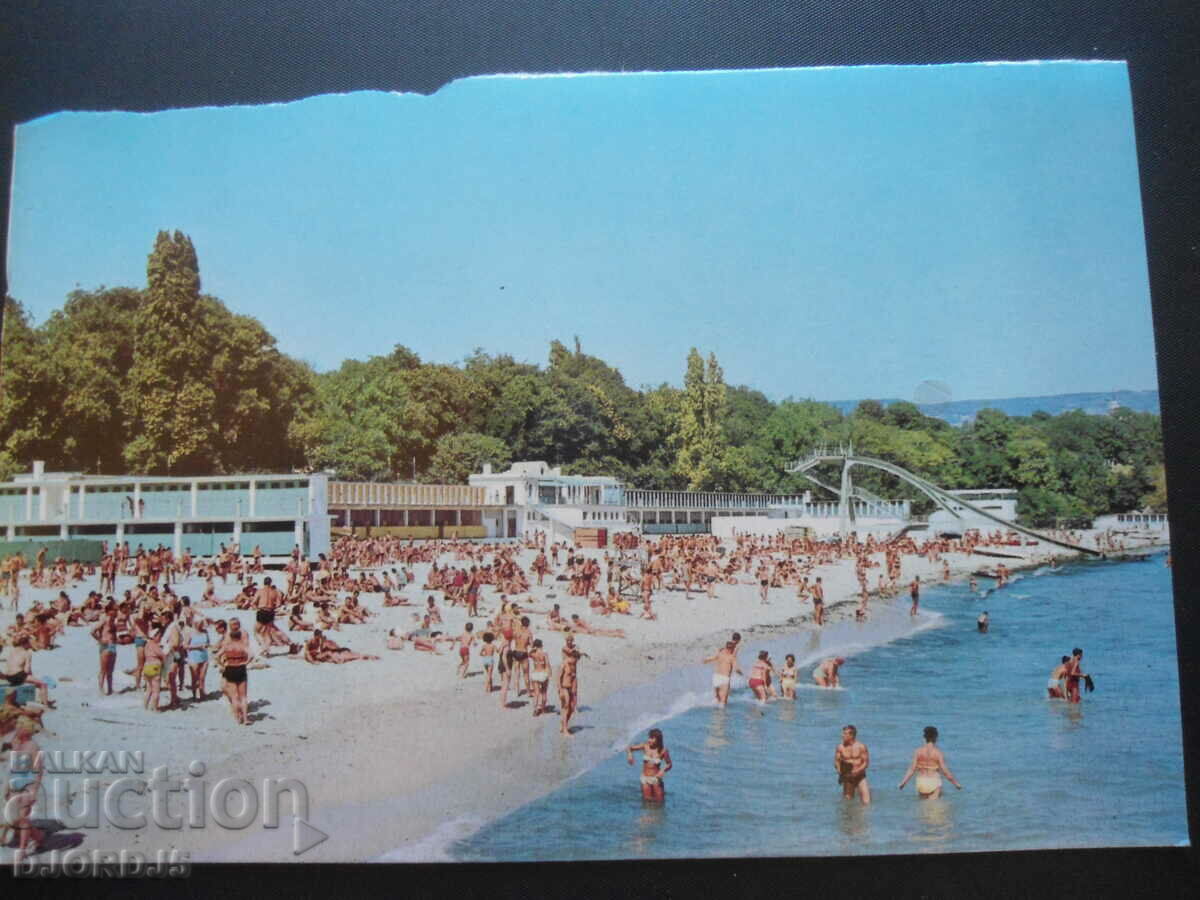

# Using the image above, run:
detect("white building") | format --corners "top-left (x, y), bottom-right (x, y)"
top-left (0, 462), bottom-right (330, 558)
top-left (468, 461), bottom-right (632, 541)
top-left (926, 489), bottom-right (1019, 536)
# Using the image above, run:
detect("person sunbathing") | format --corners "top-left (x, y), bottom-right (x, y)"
top-left (336, 594), bottom-right (371, 625)
top-left (287, 603), bottom-right (315, 631)
top-left (569, 614), bottom-right (625, 638)
top-left (303, 630), bottom-right (378, 664)
top-left (314, 602), bottom-right (340, 632)
top-left (0, 690), bottom-right (46, 739)
top-left (3, 636), bottom-right (54, 707)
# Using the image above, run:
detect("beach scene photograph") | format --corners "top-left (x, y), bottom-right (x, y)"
top-left (0, 60), bottom-right (1185, 868)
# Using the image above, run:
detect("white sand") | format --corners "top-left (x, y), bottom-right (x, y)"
top-left (0, 531), bottom-right (1166, 863)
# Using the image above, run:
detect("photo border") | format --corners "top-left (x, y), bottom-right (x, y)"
top-left (1, 1), bottom-right (1196, 895)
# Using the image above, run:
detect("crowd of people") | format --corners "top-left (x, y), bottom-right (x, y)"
top-left (0, 520), bottom-right (1095, 853)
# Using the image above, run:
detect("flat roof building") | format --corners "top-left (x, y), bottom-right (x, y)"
top-left (0, 462), bottom-right (329, 558)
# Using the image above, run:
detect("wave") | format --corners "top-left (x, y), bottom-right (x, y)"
top-left (376, 816), bottom-right (487, 862)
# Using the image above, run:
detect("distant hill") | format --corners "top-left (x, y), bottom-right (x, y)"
top-left (824, 390), bottom-right (1160, 426)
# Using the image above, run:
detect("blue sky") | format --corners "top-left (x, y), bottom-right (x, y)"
top-left (6, 62), bottom-right (1155, 402)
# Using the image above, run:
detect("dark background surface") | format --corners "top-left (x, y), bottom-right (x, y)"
top-left (1, 1), bottom-right (1197, 895)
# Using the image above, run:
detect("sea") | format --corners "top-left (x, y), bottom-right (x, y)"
top-left (429, 553), bottom-right (1187, 860)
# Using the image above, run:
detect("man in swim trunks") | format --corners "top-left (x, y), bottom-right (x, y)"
top-left (898, 725), bottom-right (962, 798)
top-left (834, 724), bottom-right (871, 805)
top-left (253, 577), bottom-right (293, 657)
top-left (90, 607), bottom-right (120, 695)
top-left (1047, 655), bottom-right (1069, 699)
top-left (1063, 647), bottom-right (1088, 704)
top-left (703, 641), bottom-right (742, 706)
top-left (558, 636), bottom-right (588, 736)
top-left (812, 656), bottom-right (845, 688)
top-left (811, 577), bottom-right (825, 626)
top-left (909, 576), bottom-right (920, 616)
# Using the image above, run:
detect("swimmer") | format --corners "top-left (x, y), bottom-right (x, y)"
top-left (779, 654), bottom-right (799, 699)
top-left (811, 656), bottom-right (845, 688)
top-left (1063, 647), bottom-right (1090, 703)
top-left (977, 611), bottom-right (989, 633)
top-left (898, 726), bottom-right (962, 798)
top-left (1047, 655), bottom-right (1069, 699)
top-left (834, 724), bottom-right (870, 805)
top-left (703, 641), bottom-right (742, 706)
top-left (626, 728), bottom-right (672, 803)
top-left (748, 650), bottom-right (777, 703)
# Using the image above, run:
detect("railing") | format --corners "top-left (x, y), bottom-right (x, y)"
top-left (624, 490), bottom-right (807, 510)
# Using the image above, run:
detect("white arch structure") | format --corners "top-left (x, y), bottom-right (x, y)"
top-left (786, 445), bottom-right (1100, 556)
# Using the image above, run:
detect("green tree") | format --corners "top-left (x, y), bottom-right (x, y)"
top-left (293, 356), bottom-right (410, 480)
top-left (123, 231), bottom-right (217, 474)
top-left (425, 432), bottom-right (511, 484)
top-left (41, 288), bottom-right (141, 472)
top-left (0, 298), bottom-right (56, 477)
top-left (676, 349), bottom-right (730, 490)
top-left (724, 385), bottom-right (774, 447)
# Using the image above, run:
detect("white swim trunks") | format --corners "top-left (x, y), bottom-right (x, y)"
top-left (712, 673), bottom-right (731, 687)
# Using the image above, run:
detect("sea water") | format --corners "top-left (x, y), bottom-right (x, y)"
top-left (448, 553), bottom-right (1187, 860)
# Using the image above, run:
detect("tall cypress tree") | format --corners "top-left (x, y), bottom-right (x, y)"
top-left (677, 348), bottom-right (729, 489)
top-left (122, 230), bottom-right (217, 474)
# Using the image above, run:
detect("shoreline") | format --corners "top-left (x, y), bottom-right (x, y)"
top-left (0, 532), bottom-right (1169, 863)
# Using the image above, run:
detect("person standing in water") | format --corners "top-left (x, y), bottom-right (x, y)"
top-left (909, 576), bottom-right (921, 617)
top-left (626, 728), bottom-right (672, 803)
top-left (1047, 655), bottom-right (1069, 699)
top-left (898, 726), bottom-right (962, 798)
top-left (1063, 647), bottom-right (1090, 704)
top-left (779, 654), bottom-right (799, 699)
top-left (977, 611), bottom-right (989, 633)
top-left (703, 641), bottom-right (742, 706)
top-left (834, 724), bottom-right (870, 805)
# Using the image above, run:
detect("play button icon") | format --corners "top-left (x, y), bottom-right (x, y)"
top-left (293, 818), bottom-right (329, 856)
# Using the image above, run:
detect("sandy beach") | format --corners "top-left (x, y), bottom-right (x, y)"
top-left (0, 529), bottom-right (1166, 864)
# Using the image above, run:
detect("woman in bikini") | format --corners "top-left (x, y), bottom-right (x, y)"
top-left (779, 654), bottom-right (799, 699)
top-left (748, 650), bottom-right (777, 703)
top-left (898, 726), bottom-right (962, 798)
top-left (626, 728), bottom-right (672, 803)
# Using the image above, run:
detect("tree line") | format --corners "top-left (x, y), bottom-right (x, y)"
top-left (0, 231), bottom-right (1165, 527)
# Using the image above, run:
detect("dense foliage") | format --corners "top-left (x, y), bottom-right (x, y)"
top-left (0, 232), bottom-right (1165, 526)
